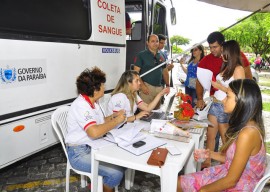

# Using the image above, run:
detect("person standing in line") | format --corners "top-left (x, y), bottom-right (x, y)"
top-left (158, 34), bottom-right (174, 103)
top-left (254, 54), bottom-right (262, 72)
top-left (196, 31), bottom-right (252, 110)
top-left (134, 34), bottom-right (169, 109)
top-left (178, 79), bottom-right (266, 192)
top-left (107, 70), bottom-right (170, 122)
top-left (179, 44), bottom-right (204, 107)
top-left (203, 40), bottom-right (245, 168)
top-left (65, 67), bottom-right (126, 192)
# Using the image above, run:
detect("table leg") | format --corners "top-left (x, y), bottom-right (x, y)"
top-left (184, 144), bottom-right (196, 174)
top-left (160, 163), bottom-right (179, 192)
top-left (91, 156), bottom-right (99, 192)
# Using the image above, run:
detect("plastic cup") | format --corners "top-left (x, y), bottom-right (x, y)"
top-left (194, 149), bottom-right (207, 163)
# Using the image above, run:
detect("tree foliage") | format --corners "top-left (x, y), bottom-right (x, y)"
top-left (222, 13), bottom-right (270, 56)
top-left (172, 45), bottom-right (183, 53)
top-left (170, 35), bottom-right (190, 53)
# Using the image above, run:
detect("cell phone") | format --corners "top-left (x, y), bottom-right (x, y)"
top-left (132, 141), bottom-right (146, 148)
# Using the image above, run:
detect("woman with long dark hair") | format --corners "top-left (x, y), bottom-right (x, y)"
top-left (178, 79), bottom-right (266, 191)
top-left (203, 40), bottom-right (246, 167)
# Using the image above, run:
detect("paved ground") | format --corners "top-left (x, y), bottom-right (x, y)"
top-left (0, 67), bottom-right (270, 192)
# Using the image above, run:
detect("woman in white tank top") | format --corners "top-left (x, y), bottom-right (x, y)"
top-left (203, 40), bottom-right (246, 168)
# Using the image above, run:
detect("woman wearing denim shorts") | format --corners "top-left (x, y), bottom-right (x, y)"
top-left (202, 40), bottom-right (246, 168)
top-left (65, 67), bottom-right (126, 192)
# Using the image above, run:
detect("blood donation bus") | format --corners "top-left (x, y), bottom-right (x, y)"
top-left (0, 0), bottom-right (176, 168)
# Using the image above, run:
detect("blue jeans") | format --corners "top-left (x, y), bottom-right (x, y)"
top-left (67, 145), bottom-right (124, 188)
top-left (209, 102), bottom-right (229, 151)
top-left (185, 86), bottom-right (197, 107)
top-left (208, 102), bottom-right (229, 123)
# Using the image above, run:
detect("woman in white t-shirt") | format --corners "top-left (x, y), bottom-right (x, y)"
top-left (108, 70), bottom-right (169, 122)
top-left (203, 40), bottom-right (245, 168)
top-left (65, 67), bottom-right (126, 192)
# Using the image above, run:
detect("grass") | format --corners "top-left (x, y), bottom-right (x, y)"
top-left (260, 76), bottom-right (270, 110)
top-left (262, 89), bottom-right (270, 95)
top-left (263, 103), bottom-right (270, 112)
top-left (259, 77), bottom-right (270, 87)
top-left (266, 142), bottom-right (270, 154)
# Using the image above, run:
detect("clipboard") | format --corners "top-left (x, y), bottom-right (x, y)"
top-left (117, 134), bottom-right (167, 156)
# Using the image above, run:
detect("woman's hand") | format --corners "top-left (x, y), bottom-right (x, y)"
top-left (114, 109), bottom-right (126, 123)
top-left (179, 57), bottom-right (185, 64)
top-left (159, 87), bottom-right (170, 97)
top-left (136, 111), bottom-right (150, 119)
top-left (113, 109), bottom-right (125, 117)
top-left (211, 80), bottom-right (221, 90)
top-left (193, 149), bottom-right (210, 162)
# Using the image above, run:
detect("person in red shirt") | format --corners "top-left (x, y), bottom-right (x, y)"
top-left (196, 31), bottom-right (252, 109)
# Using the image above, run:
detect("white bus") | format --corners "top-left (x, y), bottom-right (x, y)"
top-left (0, 0), bottom-right (176, 168)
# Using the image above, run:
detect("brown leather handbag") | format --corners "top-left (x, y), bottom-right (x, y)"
top-left (147, 148), bottom-right (168, 168)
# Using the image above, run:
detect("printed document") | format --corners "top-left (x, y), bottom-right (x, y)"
top-left (104, 123), bottom-right (147, 147)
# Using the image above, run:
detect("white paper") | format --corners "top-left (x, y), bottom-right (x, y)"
top-left (104, 123), bottom-right (147, 146)
top-left (118, 134), bottom-right (166, 156)
top-left (197, 67), bottom-right (213, 91)
top-left (150, 119), bottom-right (169, 133)
top-left (86, 138), bottom-right (115, 150)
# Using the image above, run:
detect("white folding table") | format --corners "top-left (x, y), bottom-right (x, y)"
top-left (91, 137), bottom-right (195, 192)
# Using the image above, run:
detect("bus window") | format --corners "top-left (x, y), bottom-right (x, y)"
top-left (153, 3), bottom-right (166, 35)
top-left (125, 3), bottom-right (142, 40)
top-left (0, 0), bottom-right (90, 40)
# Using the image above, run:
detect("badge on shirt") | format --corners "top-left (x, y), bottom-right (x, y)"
top-left (84, 111), bottom-right (93, 121)
top-left (114, 101), bottom-right (123, 108)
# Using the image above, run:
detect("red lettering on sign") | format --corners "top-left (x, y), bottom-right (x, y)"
top-left (97, 0), bottom-right (121, 14)
top-left (98, 25), bottom-right (123, 36)
top-left (107, 14), bottom-right (115, 23)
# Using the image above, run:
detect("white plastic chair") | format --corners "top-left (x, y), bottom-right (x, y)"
top-left (51, 106), bottom-right (104, 192)
top-left (253, 154), bottom-right (270, 192)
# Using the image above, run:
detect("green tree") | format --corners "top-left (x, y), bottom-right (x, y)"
top-left (172, 45), bottom-right (183, 53)
top-left (170, 35), bottom-right (190, 53)
top-left (222, 13), bottom-right (270, 56)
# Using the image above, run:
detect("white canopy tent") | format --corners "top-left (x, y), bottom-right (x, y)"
top-left (197, 0), bottom-right (270, 12)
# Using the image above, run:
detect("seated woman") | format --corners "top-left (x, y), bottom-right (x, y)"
top-left (177, 79), bottom-right (266, 192)
top-left (108, 70), bottom-right (169, 122)
top-left (65, 67), bottom-right (126, 192)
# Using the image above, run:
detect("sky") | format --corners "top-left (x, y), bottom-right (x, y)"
top-left (170, 0), bottom-right (251, 49)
